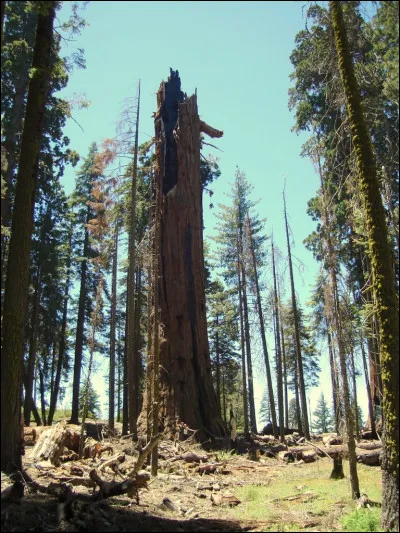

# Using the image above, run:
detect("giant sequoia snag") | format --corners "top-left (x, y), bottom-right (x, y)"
top-left (140, 69), bottom-right (224, 439)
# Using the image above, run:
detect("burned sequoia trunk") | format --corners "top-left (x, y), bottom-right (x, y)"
top-left (140, 69), bottom-right (224, 439)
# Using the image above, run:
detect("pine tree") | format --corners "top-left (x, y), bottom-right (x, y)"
top-left (312, 392), bottom-right (334, 434)
top-left (1, 1), bottom-right (57, 474)
top-left (69, 143), bottom-right (102, 424)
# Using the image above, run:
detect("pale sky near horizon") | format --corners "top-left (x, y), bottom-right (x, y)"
top-left (56, 1), bottom-right (369, 426)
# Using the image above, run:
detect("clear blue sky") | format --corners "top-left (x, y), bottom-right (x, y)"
top-left (56, 1), bottom-right (368, 425)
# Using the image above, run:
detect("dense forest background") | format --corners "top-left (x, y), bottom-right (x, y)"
top-left (1, 1), bottom-right (398, 531)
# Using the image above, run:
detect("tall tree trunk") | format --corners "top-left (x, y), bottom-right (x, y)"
top-left (48, 223), bottom-right (72, 426)
top-left (360, 336), bottom-right (376, 436)
top-left (23, 268), bottom-right (41, 426)
top-left (327, 326), bottom-right (340, 433)
top-left (278, 283), bottom-right (289, 430)
top-left (117, 323), bottom-right (122, 423)
top-left (317, 152), bottom-right (360, 498)
top-left (222, 371), bottom-right (227, 427)
top-left (240, 258), bottom-right (257, 433)
top-left (70, 210), bottom-right (90, 424)
top-left (246, 213), bottom-right (276, 435)
top-left (79, 275), bottom-right (103, 458)
top-left (1, 65), bottom-right (30, 287)
top-left (38, 361), bottom-right (47, 426)
top-left (215, 315), bottom-right (221, 411)
top-left (283, 193), bottom-right (310, 439)
top-left (139, 70), bottom-right (224, 439)
top-left (331, 1), bottom-right (398, 518)
top-left (134, 267), bottom-right (143, 415)
top-left (127, 81), bottom-right (140, 439)
top-left (1, 0), bottom-right (5, 45)
top-left (151, 180), bottom-right (161, 476)
top-left (237, 250), bottom-right (249, 434)
top-left (23, 369), bottom-right (42, 426)
top-left (293, 362), bottom-right (302, 433)
top-left (350, 346), bottom-right (360, 438)
top-left (1, 2), bottom-right (56, 474)
top-left (122, 286), bottom-right (129, 435)
top-left (108, 221), bottom-right (119, 430)
top-left (272, 239), bottom-right (285, 441)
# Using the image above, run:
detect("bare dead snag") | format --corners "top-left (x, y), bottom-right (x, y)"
top-left (138, 70), bottom-right (224, 440)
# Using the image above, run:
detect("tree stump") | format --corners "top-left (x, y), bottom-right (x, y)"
top-left (330, 452), bottom-right (345, 479)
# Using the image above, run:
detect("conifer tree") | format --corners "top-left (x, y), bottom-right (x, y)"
top-left (312, 392), bottom-right (334, 433)
top-left (1, 1), bottom-right (57, 473)
top-left (331, 0), bottom-right (399, 521)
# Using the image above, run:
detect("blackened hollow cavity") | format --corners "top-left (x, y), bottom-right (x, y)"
top-left (161, 68), bottom-right (184, 195)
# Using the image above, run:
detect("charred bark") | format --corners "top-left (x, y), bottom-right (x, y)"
top-left (139, 70), bottom-right (224, 440)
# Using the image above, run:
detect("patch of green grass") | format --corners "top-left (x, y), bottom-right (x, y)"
top-left (229, 458), bottom-right (382, 531)
top-left (214, 449), bottom-right (236, 462)
top-left (341, 508), bottom-right (382, 532)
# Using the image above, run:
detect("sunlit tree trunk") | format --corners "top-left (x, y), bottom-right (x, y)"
top-left (70, 211), bottom-right (90, 424)
top-left (331, 1), bottom-right (398, 515)
top-left (272, 239), bottom-right (285, 441)
top-left (139, 70), bottom-right (224, 440)
top-left (127, 82), bottom-right (140, 439)
top-left (108, 221), bottom-right (119, 430)
top-left (247, 215), bottom-right (278, 437)
top-left (283, 193), bottom-right (310, 439)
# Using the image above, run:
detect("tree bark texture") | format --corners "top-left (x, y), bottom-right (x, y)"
top-left (140, 70), bottom-right (224, 439)
top-left (23, 268), bottom-right (41, 426)
top-left (331, 1), bottom-right (399, 525)
top-left (70, 211), bottom-right (90, 425)
top-left (1, 2), bottom-right (56, 474)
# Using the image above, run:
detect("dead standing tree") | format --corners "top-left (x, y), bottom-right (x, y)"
top-left (139, 69), bottom-right (225, 440)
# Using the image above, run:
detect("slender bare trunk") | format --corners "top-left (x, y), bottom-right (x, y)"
top-left (109, 222), bottom-right (119, 430)
top-left (127, 82), bottom-right (141, 438)
top-left (283, 193), bottom-right (309, 439)
top-left (272, 239), bottom-right (285, 441)
top-left (247, 214), bottom-right (277, 437)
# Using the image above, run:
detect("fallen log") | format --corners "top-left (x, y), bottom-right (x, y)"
top-left (89, 469), bottom-right (150, 503)
top-left (323, 434), bottom-right (343, 446)
top-left (355, 441), bottom-right (382, 451)
top-left (197, 462), bottom-right (224, 474)
top-left (171, 452), bottom-right (209, 463)
top-left (357, 451), bottom-right (381, 466)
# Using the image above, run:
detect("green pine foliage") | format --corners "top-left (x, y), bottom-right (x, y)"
top-left (312, 392), bottom-right (334, 433)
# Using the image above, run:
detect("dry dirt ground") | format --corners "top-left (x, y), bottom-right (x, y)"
top-left (1, 424), bottom-right (381, 532)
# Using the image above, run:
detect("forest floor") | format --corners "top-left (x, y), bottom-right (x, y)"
top-left (1, 422), bottom-right (383, 532)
